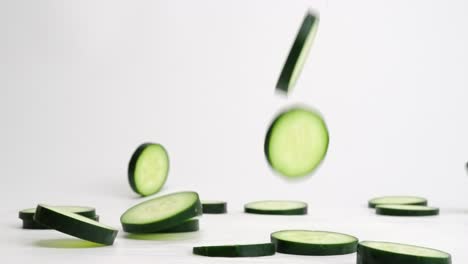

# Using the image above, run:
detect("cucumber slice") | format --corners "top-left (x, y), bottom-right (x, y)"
top-left (245, 200), bottom-right (307, 215)
top-left (276, 11), bottom-right (319, 93)
top-left (193, 243), bottom-right (276, 257)
top-left (202, 201), bottom-right (227, 214)
top-left (358, 241), bottom-right (451, 264)
top-left (19, 206), bottom-right (96, 220)
top-left (368, 196), bottom-right (428, 208)
top-left (156, 219), bottom-right (199, 233)
top-left (22, 215), bottom-right (100, 230)
top-left (120, 191), bottom-right (202, 233)
top-left (34, 205), bottom-right (118, 245)
top-left (376, 205), bottom-right (439, 216)
top-left (265, 107), bottom-right (329, 178)
top-left (128, 143), bottom-right (170, 197)
top-left (271, 230), bottom-right (358, 255)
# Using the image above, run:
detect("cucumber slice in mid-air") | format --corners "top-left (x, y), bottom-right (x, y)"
top-left (276, 11), bottom-right (319, 94)
top-left (22, 215), bottom-right (100, 230)
top-left (34, 205), bottom-right (118, 245)
top-left (271, 230), bottom-right (358, 255)
top-left (202, 201), bottom-right (227, 214)
top-left (19, 206), bottom-right (96, 220)
top-left (193, 243), bottom-right (276, 257)
top-left (265, 107), bottom-right (329, 178)
top-left (358, 241), bottom-right (451, 264)
top-left (244, 200), bottom-right (307, 215)
top-left (156, 219), bottom-right (199, 233)
top-left (375, 205), bottom-right (439, 216)
top-left (368, 196), bottom-right (427, 208)
top-left (128, 143), bottom-right (169, 197)
top-left (120, 191), bottom-right (202, 233)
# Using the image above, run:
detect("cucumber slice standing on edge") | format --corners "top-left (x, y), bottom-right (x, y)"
top-left (34, 205), bottom-right (118, 245)
top-left (271, 230), bottom-right (358, 255)
top-left (368, 196), bottom-right (428, 208)
top-left (375, 205), bottom-right (439, 216)
top-left (193, 243), bottom-right (276, 257)
top-left (128, 143), bottom-right (169, 197)
top-left (202, 201), bottom-right (227, 214)
top-left (120, 191), bottom-right (202, 233)
top-left (276, 11), bottom-right (319, 94)
top-left (244, 200), bottom-right (307, 215)
top-left (265, 107), bottom-right (329, 178)
top-left (358, 241), bottom-right (451, 264)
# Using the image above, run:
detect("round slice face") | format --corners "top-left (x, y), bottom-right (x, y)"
top-left (358, 241), bottom-right (451, 264)
top-left (120, 191), bottom-right (202, 233)
top-left (265, 107), bottom-right (329, 178)
top-left (193, 243), bottom-right (276, 257)
top-left (128, 143), bottom-right (170, 197)
top-left (375, 205), bottom-right (439, 216)
top-left (276, 11), bottom-right (320, 93)
top-left (368, 196), bottom-right (427, 208)
top-left (19, 206), bottom-right (96, 220)
top-left (202, 201), bottom-right (227, 214)
top-left (245, 200), bottom-right (307, 215)
top-left (34, 205), bottom-right (118, 245)
top-left (271, 230), bottom-right (358, 255)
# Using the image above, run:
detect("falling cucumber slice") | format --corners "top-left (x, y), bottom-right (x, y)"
top-left (244, 200), bottom-right (307, 215)
top-left (34, 205), bottom-right (118, 245)
top-left (202, 201), bottom-right (227, 214)
top-left (276, 11), bottom-right (319, 94)
top-left (265, 107), bottom-right (329, 178)
top-left (271, 230), bottom-right (358, 255)
top-left (193, 243), bottom-right (276, 257)
top-left (375, 205), bottom-right (439, 216)
top-left (368, 196), bottom-right (428, 208)
top-left (358, 241), bottom-right (451, 264)
top-left (128, 143), bottom-right (170, 197)
top-left (120, 191), bottom-right (202, 233)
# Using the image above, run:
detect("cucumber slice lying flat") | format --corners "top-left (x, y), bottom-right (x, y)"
top-left (265, 107), bottom-right (329, 178)
top-left (193, 243), bottom-right (276, 257)
top-left (128, 143), bottom-right (169, 197)
top-left (276, 11), bottom-right (319, 94)
top-left (156, 219), bottom-right (199, 233)
top-left (121, 191), bottom-right (202, 233)
top-left (375, 205), bottom-right (439, 216)
top-left (34, 204), bottom-right (118, 245)
top-left (358, 241), bottom-right (451, 264)
top-left (245, 200), bottom-right (307, 215)
top-left (22, 215), bottom-right (100, 230)
top-left (202, 201), bottom-right (227, 214)
top-left (271, 230), bottom-right (358, 255)
top-left (19, 206), bottom-right (96, 220)
top-left (368, 196), bottom-right (428, 208)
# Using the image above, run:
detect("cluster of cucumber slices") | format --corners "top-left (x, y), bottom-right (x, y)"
top-left (16, 9), bottom-right (453, 264)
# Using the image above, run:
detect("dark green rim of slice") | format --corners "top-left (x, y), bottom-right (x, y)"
top-left (19, 206), bottom-right (96, 220)
top-left (22, 215), bottom-right (100, 230)
top-left (156, 219), bottom-right (199, 233)
top-left (375, 205), bottom-right (439, 216)
top-left (202, 201), bottom-right (227, 214)
top-left (368, 196), bottom-right (428, 208)
top-left (34, 205), bottom-right (117, 245)
top-left (193, 243), bottom-right (276, 257)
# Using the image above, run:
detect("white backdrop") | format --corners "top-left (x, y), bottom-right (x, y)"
top-left (1, 0), bottom-right (467, 263)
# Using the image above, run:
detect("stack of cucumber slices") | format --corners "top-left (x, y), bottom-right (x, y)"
top-left (368, 196), bottom-right (440, 217)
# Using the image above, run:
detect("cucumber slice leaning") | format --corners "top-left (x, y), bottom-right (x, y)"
top-left (202, 201), bottom-right (227, 214)
top-left (156, 219), bottom-right (199, 233)
top-left (19, 206), bottom-right (96, 220)
top-left (375, 205), bottom-right (439, 216)
top-left (120, 191), bottom-right (202, 233)
top-left (271, 230), bottom-right (358, 255)
top-left (358, 241), bottom-right (451, 264)
top-left (22, 215), bottom-right (100, 230)
top-left (34, 204), bottom-right (118, 245)
top-left (128, 143), bottom-right (170, 197)
top-left (265, 107), bottom-right (329, 178)
top-left (244, 200), bottom-right (307, 215)
top-left (193, 243), bottom-right (275, 257)
top-left (368, 196), bottom-right (428, 208)
top-left (276, 11), bottom-right (319, 94)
